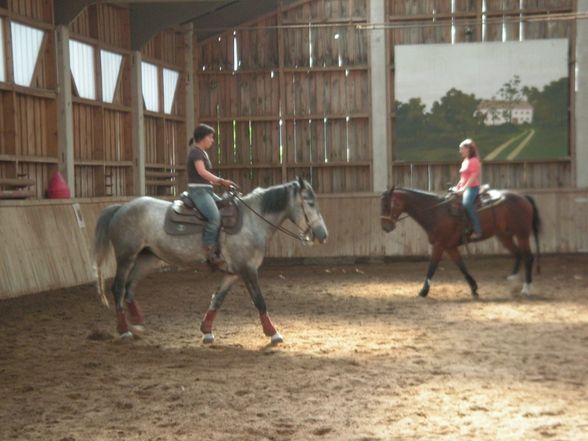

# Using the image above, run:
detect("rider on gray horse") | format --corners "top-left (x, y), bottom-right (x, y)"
top-left (186, 124), bottom-right (237, 269)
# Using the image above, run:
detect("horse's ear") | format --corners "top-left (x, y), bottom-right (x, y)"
top-left (298, 176), bottom-right (305, 189)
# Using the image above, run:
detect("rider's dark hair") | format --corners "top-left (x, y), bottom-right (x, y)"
top-left (192, 124), bottom-right (215, 143)
top-left (459, 139), bottom-right (479, 158)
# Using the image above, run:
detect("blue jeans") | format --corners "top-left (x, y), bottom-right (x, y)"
top-left (463, 186), bottom-right (481, 234)
top-left (188, 186), bottom-right (221, 247)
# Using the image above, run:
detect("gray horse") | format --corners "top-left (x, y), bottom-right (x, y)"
top-left (94, 178), bottom-right (328, 344)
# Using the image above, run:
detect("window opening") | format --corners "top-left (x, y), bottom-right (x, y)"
top-left (451, 0), bottom-right (456, 45)
top-left (163, 67), bottom-right (179, 114)
top-left (69, 39), bottom-right (96, 99)
top-left (233, 30), bottom-right (238, 71)
top-left (482, 0), bottom-right (487, 42)
top-left (11, 22), bottom-right (44, 87)
top-left (141, 61), bottom-right (158, 112)
top-left (100, 49), bottom-right (122, 103)
top-left (0, 20), bottom-right (5, 82)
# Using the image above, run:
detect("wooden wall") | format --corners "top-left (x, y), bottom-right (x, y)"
top-left (70, 4), bottom-right (133, 198)
top-left (0, 0), bottom-right (57, 199)
top-left (142, 28), bottom-right (187, 198)
top-left (1, 188), bottom-right (586, 299)
top-left (197, 0), bottom-right (371, 194)
top-left (387, 0), bottom-right (576, 191)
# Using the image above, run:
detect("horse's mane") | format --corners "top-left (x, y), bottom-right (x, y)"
top-left (398, 187), bottom-right (444, 202)
top-left (242, 180), bottom-right (300, 214)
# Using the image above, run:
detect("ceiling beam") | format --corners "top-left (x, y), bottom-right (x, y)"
top-left (54, 0), bottom-right (95, 25)
top-left (192, 0), bottom-right (278, 41)
top-left (129, 1), bottom-right (235, 50)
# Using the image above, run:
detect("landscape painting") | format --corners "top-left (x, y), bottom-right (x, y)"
top-left (394, 39), bottom-right (569, 162)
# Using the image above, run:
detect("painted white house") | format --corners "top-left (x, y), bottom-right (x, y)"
top-left (476, 100), bottom-right (534, 125)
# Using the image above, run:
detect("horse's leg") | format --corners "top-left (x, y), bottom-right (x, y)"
top-left (124, 252), bottom-right (163, 332)
top-left (200, 274), bottom-right (239, 344)
top-left (496, 233), bottom-right (522, 280)
top-left (445, 247), bottom-right (478, 299)
top-left (242, 268), bottom-right (283, 344)
top-left (517, 235), bottom-right (534, 296)
top-left (419, 244), bottom-right (443, 298)
top-left (111, 255), bottom-right (136, 338)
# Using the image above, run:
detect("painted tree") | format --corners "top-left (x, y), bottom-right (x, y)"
top-left (497, 74), bottom-right (523, 124)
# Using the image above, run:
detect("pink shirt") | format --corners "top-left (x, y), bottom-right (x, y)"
top-left (457, 156), bottom-right (481, 190)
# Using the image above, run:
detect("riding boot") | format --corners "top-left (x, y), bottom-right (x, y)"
top-left (203, 245), bottom-right (224, 271)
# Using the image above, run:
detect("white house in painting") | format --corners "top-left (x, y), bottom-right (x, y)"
top-left (476, 100), bottom-right (534, 126)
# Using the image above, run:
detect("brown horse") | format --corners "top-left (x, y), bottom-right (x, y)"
top-left (380, 187), bottom-right (541, 298)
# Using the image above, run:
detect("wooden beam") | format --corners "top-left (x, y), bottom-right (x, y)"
top-left (55, 25), bottom-right (75, 196)
top-left (0, 178), bottom-right (36, 187)
top-left (0, 189), bottom-right (36, 199)
top-left (576, 0), bottom-right (588, 188)
top-left (131, 51), bottom-right (146, 196)
top-left (369, 0), bottom-right (389, 192)
top-left (184, 23), bottom-right (195, 151)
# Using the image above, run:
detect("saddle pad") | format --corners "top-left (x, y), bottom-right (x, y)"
top-left (163, 199), bottom-right (243, 236)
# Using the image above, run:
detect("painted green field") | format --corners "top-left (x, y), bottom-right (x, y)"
top-left (395, 125), bottom-right (568, 162)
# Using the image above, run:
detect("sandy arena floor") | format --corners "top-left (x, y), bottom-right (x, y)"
top-left (1, 255), bottom-right (587, 441)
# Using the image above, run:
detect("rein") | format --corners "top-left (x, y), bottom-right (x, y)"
top-left (381, 195), bottom-right (450, 223)
top-left (228, 188), bottom-right (313, 243)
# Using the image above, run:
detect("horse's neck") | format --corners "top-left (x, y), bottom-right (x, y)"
top-left (403, 191), bottom-right (441, 231)
top-left (241, 193), bottom-right (290, 235)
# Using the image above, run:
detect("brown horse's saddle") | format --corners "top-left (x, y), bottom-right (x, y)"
top-left (447, 184), bottom-right (505, 217)
top-left (163, 192), bottom-right (242, 236)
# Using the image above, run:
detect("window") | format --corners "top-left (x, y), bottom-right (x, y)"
top-left (10, 22), bottom-right (44, 87)
top-left (0, 20), bottom-right (5, 82)
top-left (100, 49), bottom-right (122, 103)
top-left (69, 39), bottom-right (96, 99)
top-left (162, 68), bottom-right (178, 114)
top-left (141, 61), bottom-right (158, 111)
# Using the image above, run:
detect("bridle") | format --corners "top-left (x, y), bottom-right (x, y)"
top-left (228, 186), bottom-right (320, 244)
top-left (380, 190), bottom-right (408, 227)
top-left (381, 189), bottom-right (450, 226)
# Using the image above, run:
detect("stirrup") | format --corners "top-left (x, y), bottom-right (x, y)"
top-left (205, 246), bottom-right (224, 271)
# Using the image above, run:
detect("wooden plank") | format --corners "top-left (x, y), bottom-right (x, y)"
top-left (0, 189), bottom-right (36, 199)
top-left (0, 178), bottom-right (36, 187)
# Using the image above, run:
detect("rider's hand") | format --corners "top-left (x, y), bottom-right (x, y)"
top-left (219, 178), bottom-right (237, 189)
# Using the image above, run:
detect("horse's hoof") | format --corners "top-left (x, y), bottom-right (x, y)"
top-left (270, 332), bottom-right (283, 345)
top-left (131, 324), bottom-right (145, 335)
top-left (119, 331), bottom-right (133, 340)
top-left (471, 292), bottom-right (479, 300)
top-left (202, 333), bottom-right (215, 344)
top-left (418, 292), bottom-right (428, 298)
top-left (520, 283), bottom-right (532, 297)
top-left (507, 274), bottom-right (520, 282)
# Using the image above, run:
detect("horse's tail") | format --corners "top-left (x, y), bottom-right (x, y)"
top-left (93, 204), bottom-right (122, 308)
top-left (525, 195), bottom-right (542, 275)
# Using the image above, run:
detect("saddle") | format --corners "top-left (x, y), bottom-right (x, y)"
top-left (163, 192), bottom-right (242, 236)
top-left (446, 184), bottom-right (505, 218)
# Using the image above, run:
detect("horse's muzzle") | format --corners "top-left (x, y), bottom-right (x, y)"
top-left (311, 217), bottom-right (328, 244)
top-left (381, 217), bottom-right (396, 233)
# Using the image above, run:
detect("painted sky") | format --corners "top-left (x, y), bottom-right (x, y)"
top-left (395, 39), bottom-right (568, 111)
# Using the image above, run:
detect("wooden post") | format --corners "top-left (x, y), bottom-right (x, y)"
top-left (131, 51), bottom-right (145, 195)
top-left (369, 0), bottom-right (389, 191)
top-left (184, 23), bottom-right (195, 148)
top-left (576, 0), bottom-right (588, 188)
top-left (55, 25), bottom-right (75, 195)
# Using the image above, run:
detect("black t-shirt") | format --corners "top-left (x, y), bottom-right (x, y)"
top-left (187, 147), bottom-right (212, 184)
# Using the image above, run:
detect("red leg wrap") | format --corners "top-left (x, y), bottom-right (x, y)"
top-left (126, 300), bottom-right (144, 325)
top-left (116, 310), bottom-right (129, 334)
top-left (200, 309), bottom-right (217, 334)
top-left (260, 312), bottom-right (276, 337)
